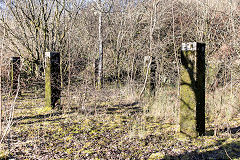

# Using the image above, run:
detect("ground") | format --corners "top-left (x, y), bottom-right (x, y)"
top-left (0, 89), bottom-right (239, 160)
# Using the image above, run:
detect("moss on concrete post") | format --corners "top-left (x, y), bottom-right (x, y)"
top-left (45, 54), bottom-right (51, 109)
top-left (143, 56), bottom-right (156, 97)
top-left (180, 42), bottom-right (205, 137)
top-left (11, 57), bottom-right (20, 95)
top-left (45, 52), bottom-right (61, 109)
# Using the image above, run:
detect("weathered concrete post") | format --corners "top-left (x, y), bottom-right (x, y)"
top-left (94, 58), bottom-right (99, 88)
top-left (180, 42), bottom-right (205, 137)
top-left (150, 56), bottom-right (156, 96)
top-left (11, 57), bottom-right (20, 95)
top-left (45, 52), bottom-right (61, 109)
top-left (143, 56), bottom-right (156, 97)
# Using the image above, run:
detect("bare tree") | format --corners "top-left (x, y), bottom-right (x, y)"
top-left (0, 0), bottom-right (69, 79)
top-left (0, 12), bottom-right (5, 137)
top-left (97, 0), bottom-right (103, 89)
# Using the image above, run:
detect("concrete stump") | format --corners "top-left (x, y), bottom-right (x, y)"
top-left (45, 52), bottom-right (61, 109)
top-left (11, 57), bottom-right (20, 95)
top-left (180, 42), bottom-right (205, 137)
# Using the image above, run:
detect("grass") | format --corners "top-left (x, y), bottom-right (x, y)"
top-left (0, 86), bottom-right (239, 159)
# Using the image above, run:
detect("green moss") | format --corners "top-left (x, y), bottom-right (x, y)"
top-left (180, 50), bottom-right (197, 137)
top-left (175, 132), bottom-right (191, 141)
top-left (0, 150), bottom-right (9, 159)
top-left (45, 57), bottom-right (51, 108)
top-left (148, 152), bottom-right (165, 159)
top-left (36, 106), bottom-right (52, 114)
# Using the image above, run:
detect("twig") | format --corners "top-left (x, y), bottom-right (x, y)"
top-left (0, 73), bottom-right (20, 144)
top-left (139, 58), bottom-right (152, 99)
top-left (224, 148), bottom-right (232, 160)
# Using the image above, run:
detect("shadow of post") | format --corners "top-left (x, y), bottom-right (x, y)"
top-left (180, 42), bottom-right (205, 137)
top-left (163, 140), bottom-right (240, 160)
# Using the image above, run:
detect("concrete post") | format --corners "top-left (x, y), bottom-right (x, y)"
top-left (180, 42), bottom-right (205, 137)
top-left (95, 58), bottom-right (99, 88)
top-left (11, 57), bottom-right (20, 95)
top-left (45, 52), bottom-right (61, 109)
top-left (150, 56), bottom-right (156, 96)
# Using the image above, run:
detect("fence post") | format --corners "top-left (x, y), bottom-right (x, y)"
top-left (45, 52), bottom-right (61, 109)
top-left (150, 56), bottom-right (156, 96)
top-left (180, 42), bottom-right (205, 137)
top-left (11, 57), bottom-right (20, 95)
top-left (95, 58), bottom-right (99, 88)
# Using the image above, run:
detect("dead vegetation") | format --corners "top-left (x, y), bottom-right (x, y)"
top-left (0, 86), bottom-right (239, 159)
top-left (0, 0), bottom-right (239, 159)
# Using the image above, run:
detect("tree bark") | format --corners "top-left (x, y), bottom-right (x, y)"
top-left (97, 0), bottom-right (103, 89)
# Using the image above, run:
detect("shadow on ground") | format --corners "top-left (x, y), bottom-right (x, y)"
top-left (106, 102), bottom-right (142, 114)
top-left (14, 117), bottom-right (65, 125)
top-left (229, 126), bottom-right (240, 134)
top-left (206, 126), bottom-right (240, 136)
top-left (163, 139), bottom-right (240, 159)
top-left (13, 111), bottom-right (64, 121)
top-left (12, 110), bottom-right (76, 126)
top-left (69, 101), bottom-right (141, 115)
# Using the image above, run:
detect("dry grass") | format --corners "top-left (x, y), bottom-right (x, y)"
top-left (206, 86), bottom-right (240, 136)
top-left (149, 87), bottom-right (179, 124)
top-left (149, 85), bottom-right (240, 134)
top-left (0, 85), bottom-right (239, 159)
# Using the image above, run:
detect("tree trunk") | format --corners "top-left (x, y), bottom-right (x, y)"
top-left (0, 25), bottom-right (5, 137)
top-left (97, 0), bottom-right (103, 89)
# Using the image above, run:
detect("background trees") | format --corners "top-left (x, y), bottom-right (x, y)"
top-left (0, 0), bottom-right (239, 96)
top-left (0, 0), bottom-right (239, 158)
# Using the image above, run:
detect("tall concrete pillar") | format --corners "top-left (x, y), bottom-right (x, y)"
top-left (180, 42), bottom-right (205, 137)
top-left (45, 52), bottom-right (61, 109)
